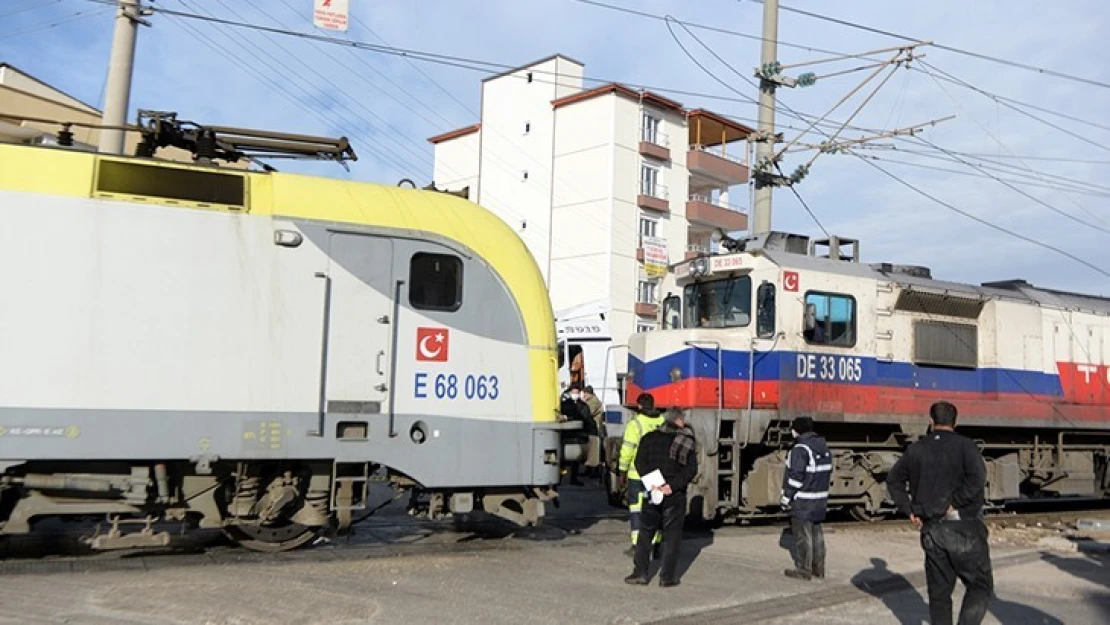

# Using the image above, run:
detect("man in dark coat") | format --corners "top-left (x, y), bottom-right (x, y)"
top-left (886, 401), bottom-right (993, 625)
top-left (780, 415), bottom-right (831, 581)
top-left (559, 383), bottom-right (594, 486)
top-left (624, 408), bottom-right (698, 588)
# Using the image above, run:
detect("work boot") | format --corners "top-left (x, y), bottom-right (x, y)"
top-left (784, 568), bottom-right (812, 581)
top-left (659, 579), bottom-right (680, 588)
top-left (812, 564), bottom-right (825, 579)
top-left (624, 574), bottom-right (649, 585)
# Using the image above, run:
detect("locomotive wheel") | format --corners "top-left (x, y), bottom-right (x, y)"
top-left (224, 521), bottom-right (319, 553)
top-left (849, 505), bottom-right (884, 523)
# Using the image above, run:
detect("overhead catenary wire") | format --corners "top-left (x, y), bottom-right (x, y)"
top-left (853, 146), bottom-right (1110, 198)
top-left (756, 0), bottom-right (1110, 91)
top-left (853, 155), bottom-right (1110, 280)
top-left (164, 2), bottom-right (421, 179)
top-left (659, 5), bottom-right (1110, 281)
top-left (854, 153), bottom-right (1110, 199)
top-left (915, 62), bottom-right (1110, 156)
top-left (911, 65), bottom-right (1110, 228)
top-left (0, 6), bottom-right (108, 41)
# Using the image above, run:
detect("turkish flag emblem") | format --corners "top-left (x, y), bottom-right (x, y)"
top-left (416, 327), bottom-right (449, 362)
top-left (783, 271), bottom-right (799, 292)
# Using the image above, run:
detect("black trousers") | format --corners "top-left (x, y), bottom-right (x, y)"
top-left (632, 492), bottom-right (686, 582)
top-left (921, 519), bottom-right (994, 625)
top-left (790, 517), bottom-right (826, 576)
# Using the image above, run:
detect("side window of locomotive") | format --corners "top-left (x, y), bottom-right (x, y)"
top-left (662, 294), bottom-right (681, 329)
top-left (409, 253), bottom-right (463, 312)
top-left (803, 291), bottom-right (856, 347)
top-left (756, 282), bottom-right (776, 339)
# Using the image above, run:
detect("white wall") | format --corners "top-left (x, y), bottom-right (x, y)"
top-left (549, 95), bottom-right (615, 315)
top-left (432, 130), bottom-right (480, 200)
top-left (476, 56), bottom-right (585, 285)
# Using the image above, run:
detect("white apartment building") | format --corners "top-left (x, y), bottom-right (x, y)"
top-left (429, 54), bottom-right (751, 376)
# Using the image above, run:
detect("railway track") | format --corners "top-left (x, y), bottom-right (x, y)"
top-left (3, 496), bottom-right (1109, 577)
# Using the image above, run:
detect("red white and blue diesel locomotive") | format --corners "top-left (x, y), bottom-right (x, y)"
top-left (622, 231), bottom-right (1110, 522)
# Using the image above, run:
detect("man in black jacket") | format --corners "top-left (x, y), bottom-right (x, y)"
top-left (559, 383), bottom-right (595, 486)
top-left (886, 401), bottom-right (993, 625)
top-left (780, 416), bottom-right (831, 581)
top-left (624, 408), bottom-right (697, 588)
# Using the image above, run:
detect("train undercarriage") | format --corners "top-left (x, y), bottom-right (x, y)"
top-left (603, 412), bottom-right (1110, 524)
top-left (0, 460), bottom-right (556, 552)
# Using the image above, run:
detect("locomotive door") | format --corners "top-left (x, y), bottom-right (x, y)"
top-left (322, 232), bottom-right (395, 417)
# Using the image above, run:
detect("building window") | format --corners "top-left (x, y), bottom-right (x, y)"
top-left (641, 112), bottom-right (661, 144)
top-left (637, 280), bottom-right (658, 304)
top-left (803, 291), bottom-right (856, 347)
top-left (639, 216), bottom-right (658, 239)
top-left (527, 71), bottom-right (533, 83)
top-left (524, 121), bottom-right (531, 135)
top-left (640, 164), bottom-right (660, 197)
top-left (410, 253), bottom-right (463, 312)
top-left (637, 322), bottom-right (656, 333)
top-left (522, 170), bottom-right (529, 181)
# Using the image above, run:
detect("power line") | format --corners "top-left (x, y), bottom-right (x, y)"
top-left (911, 135), bottom-right (1110, 235)
top-left (0, 6), bottom-right (107, 41)
top-left (775, 164), bottom-right (829, 237)
top-left (858, 145), bottom-right (1110, 198)
top-left (759, 0), bottom-right (1110, 91)
top-left (912, 67), bottom-right (1110, 135)
top-left (854, 153), bottom-right (1110, 199)
top-left (853, 155), bottom-right (1110, 280)
top-left (656, 2), bottom-right (1110, 280)
top-left (0, 0), bottom-right (63, 19)
top-left (569, 0), bottom-right (865, 58)
top-left (914, 62), bottom-right (1110, 155)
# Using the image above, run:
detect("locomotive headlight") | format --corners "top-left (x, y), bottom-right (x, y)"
top-left (669, 367), bottom-right (683, 382)
top-left (691, 257), bottom-right (709, 277)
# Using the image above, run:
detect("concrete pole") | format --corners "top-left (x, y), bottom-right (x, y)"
top-left (99, 0), bottom-right (141, 155)
top-left (751, 0), bottom-right (778, 236)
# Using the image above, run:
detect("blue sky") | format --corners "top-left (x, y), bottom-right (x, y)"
top-left (3, 0), bottom-right (1109, 293)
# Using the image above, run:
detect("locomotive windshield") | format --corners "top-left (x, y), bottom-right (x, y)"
top-left (683, 276), bottom-right (752, 328)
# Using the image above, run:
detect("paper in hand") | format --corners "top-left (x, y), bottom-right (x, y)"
top-left (641, 469), bottom-right (667, 504)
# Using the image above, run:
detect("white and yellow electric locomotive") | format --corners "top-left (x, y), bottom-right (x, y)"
top-left (0, 117), bottom-right (565, 551)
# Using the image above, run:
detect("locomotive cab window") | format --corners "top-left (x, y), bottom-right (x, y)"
top-left (409, 253), bottom-right (462, 312)
top-left (683, 276), bottom-right (752, 328)
top-left (756, 282), bottom-right (776, 339)
top-left (803, 291), bottom-right (856, 347)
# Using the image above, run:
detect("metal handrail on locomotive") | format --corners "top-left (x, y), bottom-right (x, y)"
top-left (619, 230), bottom-right (1110, 523)
top-left (0, 114), bottom-right (576, 552)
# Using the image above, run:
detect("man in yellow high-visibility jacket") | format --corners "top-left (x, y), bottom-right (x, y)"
top-left (618, 392), bottom-right (666, 556)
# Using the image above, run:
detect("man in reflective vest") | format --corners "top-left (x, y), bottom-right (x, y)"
top-left (618, 392), bottom-right (666, 556)
top-left (780, 415), bottom-right (832, 581)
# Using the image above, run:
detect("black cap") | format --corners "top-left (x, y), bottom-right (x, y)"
top-left (584, 385), bottom-right (594, 394)
top-left (791, 416), bottom-right (814, 434)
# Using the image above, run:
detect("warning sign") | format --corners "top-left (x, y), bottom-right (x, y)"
top-left (313, 0), bottom-right (349, 32)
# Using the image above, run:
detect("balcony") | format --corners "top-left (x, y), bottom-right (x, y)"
top-left (686, 108), bottom-right (753, 186)
top-left (637, 182), bottom-right (669, 213)
top-left (639, 129), bottom-right (670, 161)
top-left (635, 302), bottom-right (659, 317)
top-left (687, 194), bottom-right (749, 232)
top-left (687, 145), bottom-right (750, 186)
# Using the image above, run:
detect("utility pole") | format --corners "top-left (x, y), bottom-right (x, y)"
top-left (751, 0), bottom-right (779, 236)
top-left (100, 0), bottom-right (148, 155)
